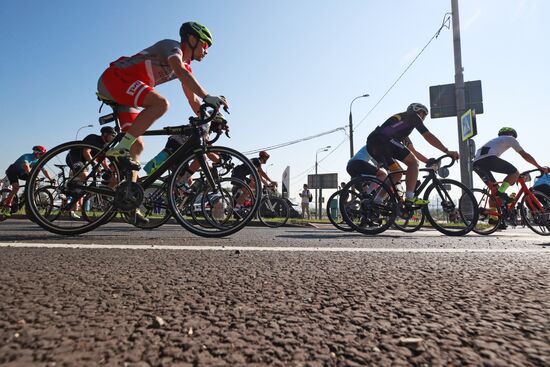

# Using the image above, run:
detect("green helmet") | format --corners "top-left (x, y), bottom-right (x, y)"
top-left (179, 21), bottom-right (213, 46)
top-left (498, 127), bottom-right (517, 138)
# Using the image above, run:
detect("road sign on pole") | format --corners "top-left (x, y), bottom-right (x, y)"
top-left (460, 109), bottom-right (477, 141)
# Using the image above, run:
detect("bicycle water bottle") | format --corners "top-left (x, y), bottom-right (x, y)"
top-left (212, 197), bottom-right (225, 221)
top-left (144, 150), bottom-right (169, 175)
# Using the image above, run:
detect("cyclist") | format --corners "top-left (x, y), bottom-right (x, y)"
top-left (1, 146), bottom-right (54, 216)
top-left (96, 21), bottom-right (228, 168)
top-left (67, 126), bottom-right (117, 176)
top-left (232, 151), bottom-right (277, 188)
top-left (533, 173), bottom-right (550, 197)
top-left (366, 103), bottom-right (459, 205)
top-left (64, 126), bottom-right (118, 220)
top-left (473, 127), bottom-right (549, 202)
top-left (231, 151), bottom-right (277, 207)
top-left (347, 144), bottom-right (386, 182)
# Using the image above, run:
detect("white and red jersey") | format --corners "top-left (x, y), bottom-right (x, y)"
top-left (109, 39), bottom-right (192, 87)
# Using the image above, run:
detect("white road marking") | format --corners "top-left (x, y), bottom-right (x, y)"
top-left (0, 242), bottom-right (548, 253)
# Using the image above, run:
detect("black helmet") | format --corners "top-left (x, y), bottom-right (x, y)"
top-left (407, 103), bottom-right (429, 116)
top-left (100, 126), bottom-right (116, 135)
top-left (179, 22), bottom-right (213, 46)
top-left (498, 127), bottom-right (517, 138)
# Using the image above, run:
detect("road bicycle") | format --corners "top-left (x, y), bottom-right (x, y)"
top-left (472, 169), bottom-right (550, 235)
top-left (25, 96), bottom-right (261, 237)
top-left (340, 155), bottom-right (479, 236)
top-left (328, 183), bottom-right (423, 233)
top-left (256, 184), bottom-right (290, 228)
top-left (326, 189), bottom-right (354, 232)
top-left (0, 178), bottom-right (53, 222)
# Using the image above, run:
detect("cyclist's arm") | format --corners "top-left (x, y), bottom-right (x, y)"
top-left (421, 131), bottom-right (448, 153)
top-left (421, 131), bottom-right (459, 160)
top-left (404, 140), bottom-right (429, 163)
top-left (83, 148), bottom-right (109, 171)
top-left (182, 84), bottom-right (202, 116)
top-left (257, 167), bottom-right (274, 185)
top-left (41, 168), bottom-right (53, 181)
top-left (22, 162), bottom-right (32, 174)
top-left (83, 148), bottom-right (93, 163)
top-left (518, 150), bottom-right (545, 170)
top-left (168, 56), bottom-right (208, 101)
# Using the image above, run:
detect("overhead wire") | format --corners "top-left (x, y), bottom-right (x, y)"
top-left (239, 12), bottom-right (452, 183)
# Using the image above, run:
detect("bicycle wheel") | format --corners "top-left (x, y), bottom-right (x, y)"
top-left (28, 186), bottom-right (55, 222)
top-left (121, 181), bottom-right (173, 229)
top-left (0, 189), bottom-right (11, 222)
top-left (80, 185), bottom-right (117, 223)
top-left (393, 198), bottom-right (425, 233)
top-left (422, 179), bottom-right (479, 236)
top-left (25, 141), bottom-right (119, 235)
top-left (326, 190), bottom-right (353, 232)
top-left (168, 146), bottom-right (261, 237)
top-left (201, 177), bottom-right (254, 228)
top-left (520, 190), bottom-right (550, 235)
top-left (258, 196), bottom-right (289, 228)
top-left (339, 176), bottom-right (397, 235)
top-left (471, 188), bottom-right (502, 235)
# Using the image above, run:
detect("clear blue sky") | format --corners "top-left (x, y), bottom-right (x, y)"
top-left (1, 0), bottom-right (548, 202)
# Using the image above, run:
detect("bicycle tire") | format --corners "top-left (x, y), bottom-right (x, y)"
top-left (258, 196), bottom-right (289, 228)
top-left (168, 146), bottom-right (261, 237)
top-left (25, 141), bottom-right (119, 235)
top-left (392, 213), bottom-right (425, 233)
top-left (122, 182), bottom-right (173, 229)
top-left (339, 176), bottom-right (397, 235)
top-left (471, 188), bottom-right (501, 235)
top-left (326, 190), bottom-right (353, 232)
top-left (422, 178), bottom-right (479, 236)
top-left (520, 190), bottom-right (550, 236)
top-left (201, 177), bottom-right (254, 228)
top-left (0, 189), bottom-right (11, 222)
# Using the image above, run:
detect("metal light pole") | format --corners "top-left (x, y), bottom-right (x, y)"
top-left (349, 94), bottom-right (370, 158)
top-left (315, 145), bottom-right (331, 219)
top-left (76, 124), bottom-right (94, 140)
top-left (451, 0), bottom-right (473, 188)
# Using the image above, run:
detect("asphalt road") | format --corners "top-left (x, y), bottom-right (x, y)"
top-left (0, 220), bottom-right (549, 366)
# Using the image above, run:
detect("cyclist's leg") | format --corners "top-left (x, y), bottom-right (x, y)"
top-left (98, 70), bottom-right (167, 164)
top-left (390, 139), bottom-right (419, 200)
top-left (3, 166), bottom-right (20, 208)
top-left (476, 156), bottom-right (518, 196)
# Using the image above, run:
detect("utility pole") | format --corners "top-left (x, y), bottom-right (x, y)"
top-left (451, 0), bottom-right (473, 188)
top-left (348, 94), bottom-right (369, 159)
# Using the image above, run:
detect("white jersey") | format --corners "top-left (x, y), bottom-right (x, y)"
top-left (473, 136), bottom-right (524, 161)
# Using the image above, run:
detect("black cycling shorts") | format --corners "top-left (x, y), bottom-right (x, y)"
top-left (346, 159), bottom-right (377, 178)
top-left (65, 156), bottom-right (85, 173)
top-left (366, 133), bottom-right (411, 168)
top-left (6, 164), bottom-right (27, 184)
top-left (473, 156), bottom-right (517, 184)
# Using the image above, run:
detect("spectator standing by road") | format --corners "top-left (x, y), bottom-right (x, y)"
top-left (299, 184), bottom-right (312, 219)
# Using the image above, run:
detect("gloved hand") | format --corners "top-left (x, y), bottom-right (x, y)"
top-left (203, 95), bottom-right (228, 110)
top-left (210, 112), bottom-right (228, 134)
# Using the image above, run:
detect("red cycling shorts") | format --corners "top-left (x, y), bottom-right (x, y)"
top-left (98, 66), bottom-right (154, 131)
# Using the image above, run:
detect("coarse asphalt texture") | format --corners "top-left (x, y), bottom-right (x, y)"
top-left (0, 221), bottom-right (549, 366)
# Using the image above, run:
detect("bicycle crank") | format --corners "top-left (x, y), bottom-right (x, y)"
top-left (114, 182), bottom-right (144, 211)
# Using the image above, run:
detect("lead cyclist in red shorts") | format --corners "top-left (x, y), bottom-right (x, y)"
top-left (97, 21), bottom-right (228, 167)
